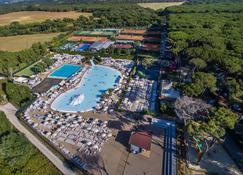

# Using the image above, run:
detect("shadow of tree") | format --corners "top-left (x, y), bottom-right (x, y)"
top-left (115, 130), bottom-right (131, 148)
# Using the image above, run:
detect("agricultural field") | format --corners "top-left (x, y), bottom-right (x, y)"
top-left (0, 11), bottom-right (92, 26)
top-left (0, 33), bottom-right (60, 51)
top-left (138, 2), bottom-right (184, 10)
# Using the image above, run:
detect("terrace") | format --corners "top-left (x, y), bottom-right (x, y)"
top-left (89, 41), bottom-right (114, 51)
top-left (22, 56), bottom-right (135, 168)
top-left (119, 77), bottom-right (157, 112)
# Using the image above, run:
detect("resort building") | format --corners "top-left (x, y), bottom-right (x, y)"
top-left (129, 131), bottom-right (152, 158)
top-left (73, 28), bottom-right (121, 37)
top-left (89, 41), bottom-right (114, 51)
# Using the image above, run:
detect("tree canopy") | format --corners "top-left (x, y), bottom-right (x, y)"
top-left (0, 111), bottom-right (61, 175)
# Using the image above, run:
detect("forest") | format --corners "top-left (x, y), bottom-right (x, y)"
top-left (166, 0), bottom-right (242, 165)
top-left (167, 0), bottom-right (243, 105)
top-left (0, 111), bottom-right (61, 175)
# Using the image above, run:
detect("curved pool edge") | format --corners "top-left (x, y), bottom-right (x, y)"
top-left (50, 64), bottom-right (122, 113)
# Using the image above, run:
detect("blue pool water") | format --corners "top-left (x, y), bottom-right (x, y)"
top-left (51, 65), bottom-right (121, 113)
top-left (77, 44), bottom-right (90, 52)
top-left (49, 64), bottom-right (82, 79)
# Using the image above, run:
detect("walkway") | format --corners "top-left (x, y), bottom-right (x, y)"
top-left (152, 118), bottom-right (176, 175)
top-left (0, 103), bottom-right (76, 175)
top-left (223, 135), bottom-right (243, 172)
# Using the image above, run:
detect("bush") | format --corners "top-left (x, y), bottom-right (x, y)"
top-left (0, 111), bottom-right (61, 175)
top-left (4, 82), bottom-right (33, 108)
top-left (160, 103), bottom-right (175, 115)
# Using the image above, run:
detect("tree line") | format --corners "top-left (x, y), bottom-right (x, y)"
top-left (0, 3), bottom-right (161, 36)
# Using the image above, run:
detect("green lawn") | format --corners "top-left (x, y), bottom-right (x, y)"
top-left (15, 60), bottom-right (41, 77)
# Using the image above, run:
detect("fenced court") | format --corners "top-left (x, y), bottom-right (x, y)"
top-left (68, 36), bottom-right (109, 43)
top-left (116, 35), bottom-right (144, 41)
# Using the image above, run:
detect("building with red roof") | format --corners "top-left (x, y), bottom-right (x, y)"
top-left (129, 131), bottom-right (152, 157)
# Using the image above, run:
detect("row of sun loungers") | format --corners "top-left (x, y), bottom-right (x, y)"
top-left (120, 77), bottom-right (157, 112)
top-left (95, 57), bottom-right (134, 113)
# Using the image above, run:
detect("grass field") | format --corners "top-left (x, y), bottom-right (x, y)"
top-left (138, 2), bottom-right (184, 10)
top-left (0, 33), bottom-right (60, 51)
top-left (15, 60), bottom-right (41, 77)
top-left (0, 11), bottom-right (92, 26)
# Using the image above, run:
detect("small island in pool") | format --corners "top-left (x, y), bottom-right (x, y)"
top-left (51, 64), bottom-right (121, 113)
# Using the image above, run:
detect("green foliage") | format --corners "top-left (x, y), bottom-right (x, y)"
top-left (189, 58), bottom-right (207, 70)
top-left (226, 77), bottom-right (243, 103)
top-left (0, 3), bottom-right (160, 37)
top-left (160, 103), bottom-right (175, 115)
top-left (0, 111), bottom-right (61, 175)
top-left (208, 107), bottom-right (238, 135)
top-left (0, 111), bottom-right (13, 135)
top-left (189, 107), bottom-right (239, 139)
top-left (0, 42), bottom-right (47, 75)
top-left (4, 82), bottom-right (33, 108)
top-left (143, 109), bottom-right (155, 116)
top-left (167, 1), bottom-right (243, 103)
top-left (180, 72), bottom-right (216, 97)
top-left (0, 89), bottom-right (7, 105)
top-left (30, 57), bottom-right (53, 74)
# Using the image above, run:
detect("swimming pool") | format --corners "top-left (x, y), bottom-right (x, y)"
top-left (48, 64), bottom-right (82, 79)
top-left (51, 65), bottom-right (121, 113)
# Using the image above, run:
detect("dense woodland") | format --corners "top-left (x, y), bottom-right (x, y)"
top-left (167, 1), bottom-right (243, 105)
top-left (166, 0), bottom-right (242, 164)
top-left (0, 80), bottom-right (33, 107)
top-left (0, 111), bottom-right (61, 175)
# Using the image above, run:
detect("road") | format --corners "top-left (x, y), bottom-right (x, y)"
top-left (0, 103), bottom-right (77, 175)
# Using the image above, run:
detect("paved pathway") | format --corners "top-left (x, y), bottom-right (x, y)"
top-left (0, 103), bottom-right (76, 175)
top-left (152, 118), bottom-right (176, 175)
top-left (223, 135), bottom-right (243, 172)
